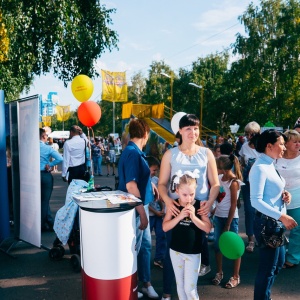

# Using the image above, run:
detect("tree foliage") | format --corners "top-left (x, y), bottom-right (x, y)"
top-left (231, 0), bottom-right (300, 128)
top-left (0, 12), bottom-right (9, 62)
top-left (144, 61), bottom-right (175, 106)
top-left (129, 71), bottom-right (146, 103)
top-left (119, 0), bottom-right (300, 134)
top-left (0, 0), bottom-right (118, 101)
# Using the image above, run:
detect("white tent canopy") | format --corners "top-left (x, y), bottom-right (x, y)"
top-left (48, 131), bottom-right (70, 139)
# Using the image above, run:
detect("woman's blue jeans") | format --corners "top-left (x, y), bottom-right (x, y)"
top-left (242, 182), bottom-right (255, 237)
top-left (92, 156), bottom-right (102, 175)
top-left (136, 204), bottom-right (152, 283)
top-left (149, 215), bottom-right (167, 261)
top-left (253, 216), bottom-right (285, 300)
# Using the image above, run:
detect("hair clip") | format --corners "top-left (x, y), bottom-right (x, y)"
top-left (173, 169), bottom-right (199, 184)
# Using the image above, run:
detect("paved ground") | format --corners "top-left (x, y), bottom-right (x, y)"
top-left (0, 165), bottom-right (300, 300)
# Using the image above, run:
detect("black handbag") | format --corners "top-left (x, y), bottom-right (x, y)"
top-left (260, 216), bottom-right (287, 248)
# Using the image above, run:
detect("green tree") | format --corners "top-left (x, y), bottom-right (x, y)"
top-left (143, 60), bottom-right (175, 106)
top-left (129, 71), bottom-right (146, 104)
top-left (231, 0), bottom-right (300, 128)
top-left (187, 52), bottom-right (230, 131)
top-left (0, 12), bottom-right (9, 62)
top-left (0, 0), bottom-right (118, 101)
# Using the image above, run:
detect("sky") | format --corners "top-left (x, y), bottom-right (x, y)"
top-left (20, 0), bottom-right (260, 110)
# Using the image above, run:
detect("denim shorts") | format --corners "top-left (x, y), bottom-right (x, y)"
top-left (213, 216), bottom-right (239, 252)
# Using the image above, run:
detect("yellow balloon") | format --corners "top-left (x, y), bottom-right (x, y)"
top-left (71, 74), bottom-right (94, 102)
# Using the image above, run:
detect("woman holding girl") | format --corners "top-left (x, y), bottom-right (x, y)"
top-left (212, 154), bottom-right (244, 288)
top-left (158, 114), bottom-right (219, 300)
top-left (163, 171), bottom-right (211, 300)
top-left (275, 130), bottom-right (300, 268)
top-left (249, 129), bottom-right (297, 300)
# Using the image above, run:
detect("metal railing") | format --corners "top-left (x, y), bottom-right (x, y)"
top-left (136, 107), bottom-right (152, 119)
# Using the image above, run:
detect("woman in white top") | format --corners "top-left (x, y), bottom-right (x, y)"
top-left (239, 121), bottom-right (260, 252)
top-left (276, 130), bottom-right (300, 268)
top-left (158, 114), bottom-right (219, 300)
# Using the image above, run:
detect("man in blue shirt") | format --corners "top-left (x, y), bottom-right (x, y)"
top-left (40, 128), bottom-right (63, 231)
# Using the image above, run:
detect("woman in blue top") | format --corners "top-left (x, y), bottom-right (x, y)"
top-left (249, 129), bottom-right (297, 300)
top-left (118, 118), bottom-right (159, 299)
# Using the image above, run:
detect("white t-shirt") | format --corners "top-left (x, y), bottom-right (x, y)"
top-left (239, 142), bottom-right (260, 165)
top-left (215, 174), bottom-right (244, 218)
top-left (50, 143), bottom-right (59, 152)
top-left (276, 156), bottom-right (300, 209)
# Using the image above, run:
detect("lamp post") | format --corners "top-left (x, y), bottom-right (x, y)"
top-left (161, 72), bottom-right (173, 119)
top-left (189, 82), bottom-right (203, 137)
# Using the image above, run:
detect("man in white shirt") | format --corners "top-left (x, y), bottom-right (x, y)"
top-left (62, 125), bottom-right (86, 184)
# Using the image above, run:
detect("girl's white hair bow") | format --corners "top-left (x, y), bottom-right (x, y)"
top-left (173, 169), bottom-right (200, 184)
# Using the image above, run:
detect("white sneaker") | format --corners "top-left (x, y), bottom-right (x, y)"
top-left (138, 291), bottom-right (143, 299)
top-left (161, 297), bottom-right (171, 300)
top-left (198, 264), bottom-right (211, 276)
top-left (141, 286), bottom-right (159, 299)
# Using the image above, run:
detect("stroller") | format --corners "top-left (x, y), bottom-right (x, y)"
top-left (49, 180), bottom-right (112, 272)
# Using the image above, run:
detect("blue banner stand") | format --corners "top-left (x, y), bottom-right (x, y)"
top-left (0, 90), bottom-right (10, 242)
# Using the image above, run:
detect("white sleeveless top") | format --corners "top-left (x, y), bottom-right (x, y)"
top-left (276, 156), bottom-right (300, 209)
top-left (215, 174), bottom-right (244, 218)
top-left (168, 147), bottom-right (209, 201)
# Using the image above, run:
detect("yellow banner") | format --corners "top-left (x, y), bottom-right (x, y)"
top-left (56, 105), bottom-right (70, 121)
top-left (152, 103), bottom-right (165, 118)
top-left (42, 116), bottom-right (51, 126)
top-left (122, 102), bottom-right (133, 119)
top-left (101, 70), bottom-right (128, 102)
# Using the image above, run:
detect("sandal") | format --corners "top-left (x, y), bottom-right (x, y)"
top-left (283, 262), bottom-right (296, 269)
top-left (246, 241), bottom-right (255, 253)
top-left (225, 276), bottom-right (240, 289)
top-left (212, 272), bottom-right (223, 285)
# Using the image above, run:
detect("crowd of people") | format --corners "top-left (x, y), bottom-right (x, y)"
top-left (7, 116), bottom-right (298, 299)
top-left (117, 115), bottom-right (299, 300)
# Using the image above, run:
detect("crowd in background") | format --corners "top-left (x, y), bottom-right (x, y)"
top-left (115, 116), bottom-right (300, 300)
top-left (5, 119), bottom-right (300, 300)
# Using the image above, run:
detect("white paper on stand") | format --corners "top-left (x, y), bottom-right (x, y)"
top-left (106, 194), bottom-right (142, 204)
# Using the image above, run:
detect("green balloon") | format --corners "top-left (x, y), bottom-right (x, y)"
top-left (219, 231), bottom-right (245, 260)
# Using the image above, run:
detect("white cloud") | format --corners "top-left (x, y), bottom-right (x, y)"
top-left (193, 0), bottom-right (253, 31)
top-left (128, 42), bottom-right (154, 51)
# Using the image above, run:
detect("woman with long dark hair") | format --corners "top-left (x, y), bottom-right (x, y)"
top-left (249, 129), bottom-right (297, 300)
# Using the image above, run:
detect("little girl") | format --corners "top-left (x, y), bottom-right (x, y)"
top-left (212, 154), bottom-right (244, 289)
top-left (163, 170), bottom-right (211, 300)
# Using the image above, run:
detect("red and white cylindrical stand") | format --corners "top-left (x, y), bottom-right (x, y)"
top-left (77, 201), bottom-right (140, 300)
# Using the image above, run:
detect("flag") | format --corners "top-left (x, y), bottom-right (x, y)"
top-left (101, 70), bottom-right (128, 102)
top-left (42, 116), bottom-right (51, 126)
top-left (56, 105), bottom-right (71, 121)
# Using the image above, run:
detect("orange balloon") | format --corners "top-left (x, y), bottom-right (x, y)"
top-left (77, 101), bottom-right (101, 127)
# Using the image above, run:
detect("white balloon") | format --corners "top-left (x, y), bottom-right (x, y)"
top-left (171, 112), bottom-right (187, 135)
